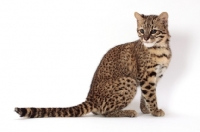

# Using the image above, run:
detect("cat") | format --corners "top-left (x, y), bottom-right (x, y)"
top-left (15, 12), bottom-right (171, 118)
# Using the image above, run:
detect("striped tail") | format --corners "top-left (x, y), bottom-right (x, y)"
top-left (15, 101), bottom-right (94, 118)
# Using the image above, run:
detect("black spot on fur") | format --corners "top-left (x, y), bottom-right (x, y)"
top-left (157, 54), bottom-right (168, 58)
top-left (145, 85), bottom-right (151, 89)
top-left (149, 72), bottom-right (156, 77)
top-left (142, 90), bottom-right (148, 94)
top-left (149, 93), bottom-right (154, 98)
top-left (140, 81), bottom-right (145, 86)
top-left (153, 64), bottom-right (159, 67)
top-left (151, 99), bottom-right (155, 103)
top-left (156, 39), bottom-right (162, 43)
top-left (151, 89), bottom-right (155, 92)
top-left (149, 83), bottom-right (155, 86)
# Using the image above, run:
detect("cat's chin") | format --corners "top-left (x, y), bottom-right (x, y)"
top-left (143, 42), bottom-right (156, 48)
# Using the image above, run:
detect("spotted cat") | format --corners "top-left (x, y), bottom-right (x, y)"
top-left (15, 12), bottom-right (171, 118)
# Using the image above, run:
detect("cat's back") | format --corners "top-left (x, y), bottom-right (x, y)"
top-left (87, 40), bottom-right (140, 100)
top-left (92, 40), bottom-right (140, 82)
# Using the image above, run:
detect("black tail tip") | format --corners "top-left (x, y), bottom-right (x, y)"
top-left (15, 107), bottom-right (19, 113)
top-left (15, 107), bottom-right (24, 117)
top-left (15, 107), bottom-right (21, 115)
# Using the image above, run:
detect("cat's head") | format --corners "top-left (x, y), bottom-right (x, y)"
top-left (134, 12), bottom-right (170, 48)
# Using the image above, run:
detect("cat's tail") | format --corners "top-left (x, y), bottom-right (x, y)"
top-left (15, 101), bottom-right (94, 118)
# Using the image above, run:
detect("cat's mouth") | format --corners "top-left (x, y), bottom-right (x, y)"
top-left (143, 41), bottom-right (156, 48)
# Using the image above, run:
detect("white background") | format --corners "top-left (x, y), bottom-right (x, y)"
top-left (0, 0), bottom-right (200, 132)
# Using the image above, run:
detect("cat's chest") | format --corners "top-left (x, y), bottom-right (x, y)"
top-left (148, 47), bottom-right (171, 67)
top-left (148, 47), bottom-right (171, 76)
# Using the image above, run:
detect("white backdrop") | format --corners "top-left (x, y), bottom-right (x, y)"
top-left (0, 0), bottom-right (200, 132)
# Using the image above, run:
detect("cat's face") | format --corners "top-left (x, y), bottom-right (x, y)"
top-left (134, 12), bottom-right (169, 48)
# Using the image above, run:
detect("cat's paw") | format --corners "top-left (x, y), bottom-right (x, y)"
top-left (140, 104), bottom-right (150, 114)
top-left (151, 109), bottom-right (165, 117)
top-left (141, 108), bottom-right (150, 114)
top-left (128, 110), bottom-right (137, 117)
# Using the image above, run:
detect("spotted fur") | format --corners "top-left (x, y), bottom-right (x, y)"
top-left (15, 12), bottom-right (171, 118)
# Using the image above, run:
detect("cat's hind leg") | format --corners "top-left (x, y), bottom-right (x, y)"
top-left (97, 77), bottom-right (137, 117)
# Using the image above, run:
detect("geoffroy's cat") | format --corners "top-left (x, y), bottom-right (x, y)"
top-left (15, 12), bottom-right (171, 118)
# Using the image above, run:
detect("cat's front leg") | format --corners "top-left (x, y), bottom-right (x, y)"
top-left (140, 71), bottom-right (165, 117)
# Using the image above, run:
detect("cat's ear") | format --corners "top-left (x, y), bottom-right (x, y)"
top-left (158, 12), bottom-right (168, 25)
top-left (134, 12), bottom-right (143, 21)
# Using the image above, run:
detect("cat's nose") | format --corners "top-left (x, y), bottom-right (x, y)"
top-left (144, 36), bottom-right (150, 41)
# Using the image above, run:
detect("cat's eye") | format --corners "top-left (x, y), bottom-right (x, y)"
top-left (151, 30), bottom-right (157, 34)
top-left (140, 29), bottom-right (144, 34)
